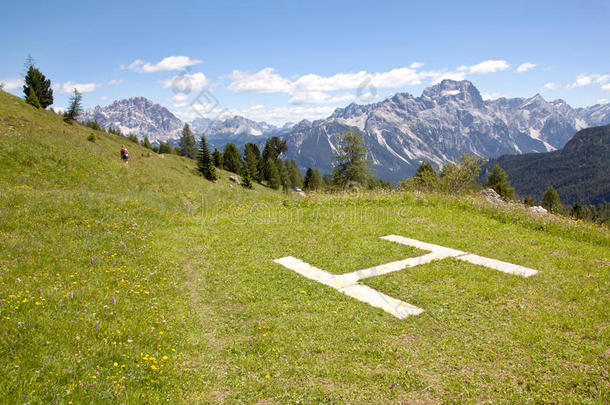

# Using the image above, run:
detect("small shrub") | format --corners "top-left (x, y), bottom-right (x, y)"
top-left (87, 133), bottom-right (96, 142)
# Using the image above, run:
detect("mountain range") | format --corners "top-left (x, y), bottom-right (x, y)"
top-left (481, 124), bottom-right (610, 205)
top-left (79, 80), bottom-right (610, 183)
top-left (79, 98), bottom-right (292, 148)
top-left (282, 80), bottom-right (610, 182)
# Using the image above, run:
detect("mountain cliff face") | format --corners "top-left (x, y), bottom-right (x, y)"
top-left (80, 98), bottom-right (291, 148)
top-left (189, 115), bottom-right (291, 150)
top-left (282, 80), bottom-right (610, 182)
top-left (481, 124), bottom-right (610, 205)
top-left (79, 97), bottom-right (183, 142)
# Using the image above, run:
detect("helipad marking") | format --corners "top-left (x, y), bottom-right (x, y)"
top-left (274, 235), bottom-right (538, 319)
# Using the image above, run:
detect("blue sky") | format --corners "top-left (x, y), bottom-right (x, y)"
top-left (2, 0), bottom-right (609, 125)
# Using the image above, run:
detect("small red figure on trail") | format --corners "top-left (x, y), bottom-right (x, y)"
top-left (121, 145), bottom-right (129, 164)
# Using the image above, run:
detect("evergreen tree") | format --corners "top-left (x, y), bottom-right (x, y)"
top-left (541, 186), bottom-right (562, 213)
top-left (197, 135), bottom-right (217, 181)
top-left (485, 164), bottom-right (515, 199)
top-left (266, 136), bottom-right (287, 157)
top-left (65, 89), bottom-right (83, 122)
top-left (264, 157), bottom-right (281, 189)
top-left (523, 195), bottom-right (534, 207)
top-left (332, 129), bottom-right (370, 188)
top-left (159, 141), bottom-right (174, 154)
top-left (223, 142), bottom-right (241, 173)
top-left (303, 167), bottom-right (322, 191)
top-left (241, 164), bottom-right (253, 189)
top-left (25, 86), bottom-right (40, 109)
top-left (85, 120), bottom-right (102, 131)
top-left (286, 159), bottom-right (303, 188)
top-left (141, 136), bottom-right (152, 149)
top-left (412, 161), bottom-right (439, 191)
top-left (571, 202), bottom-right (585, 220)
top-left (179, 124), bottom-right (197, 159)
top-left (276, 159), bottom-right (290, 192)
top-left (212, 148), bottom-right (223, 168)
top-left (23, 63), bottom-right (53, 109)
top-left (243, 143), bottom-right (261, 181)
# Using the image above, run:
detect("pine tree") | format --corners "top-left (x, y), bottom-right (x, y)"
top-left (197, 135), bottom-right (217, 181)
top-left (212, 148), bottom-right (223, 168)
top-left (413, 161), bottom-right (439, 191)
top-left (276, 159), bottom-right (290, 192)
top-left (25, 86), bottom-right (40, 109)
top-left (485, 164), bottom-right (515, 199)
top-left (303, 167), bottom-right (322, 191)
top-left (65, 89), bottom-right (83, 122)
top-left (542, 186), bottom-right (562, 213)
top-left (223, 143), bottom-right (241, 173)
top-left (287, 159), bottom-right (303, 188)
top-left (159, 141), bottom-right (174, 154)
top-left (23, 64), bottom-right (53, 109)
top-left (264, 158), bottom-right (281, 189)
top-left (241, 164), bottom-right (253, 189)
top-left (179, 124), bottom-right (197, 159)
top-left (266, 136), bottom-right (287, 157)
top-left (243, 143), bottom-right (261, 181)
top-left (332, 129), bottom-right (370, 188)
top-left (141, 136), bottom-right (152, 149)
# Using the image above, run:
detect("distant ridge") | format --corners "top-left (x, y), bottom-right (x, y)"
top-left (481, 124), bottom-right (610, 205)
top-left (281, 80), bottom-right (610, 182)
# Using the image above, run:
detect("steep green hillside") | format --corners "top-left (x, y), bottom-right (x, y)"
top-left (0, 90), bottom-right (609, 403)
top-left (481, 125), bottom-right (610, 205)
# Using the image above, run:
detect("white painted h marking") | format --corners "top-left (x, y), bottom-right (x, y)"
top-left (274, 235), bottom-right (538, 319)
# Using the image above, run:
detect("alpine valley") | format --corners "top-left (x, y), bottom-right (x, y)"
top-left (79, 80), bottom-right (610, 183)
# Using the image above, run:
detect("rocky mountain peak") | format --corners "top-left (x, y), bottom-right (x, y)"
top-left (422, 79), bottom-right (484, 109)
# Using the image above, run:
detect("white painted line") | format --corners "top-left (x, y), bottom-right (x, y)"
top-left (273, 256), bottom-right (424, 318)
top-left (381, 235), bottom-right (538, 278)
top-left (458, 254), bottom-right (538, 277)
top-left (381, 235), bottom-right (466, 257)
top-left (273, 256), bottom-right (336, 287)
top-left (273, 235), bottom-right (539, 319)
top-left (338, 284), bottom-right (424, 319)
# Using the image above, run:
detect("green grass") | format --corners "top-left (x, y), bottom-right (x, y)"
top-left (0, 90), bottom-right (609, 403)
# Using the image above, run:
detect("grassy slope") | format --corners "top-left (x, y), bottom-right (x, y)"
top-left (0, 91), bottom-right (608, 403)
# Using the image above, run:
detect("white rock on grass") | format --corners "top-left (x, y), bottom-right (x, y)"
top-left (229, 175), bottom-right (240, 186)
top-left (529, 206), bottom-right (548, 214)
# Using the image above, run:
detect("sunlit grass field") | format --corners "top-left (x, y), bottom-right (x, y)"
top-left (0, 90), bottom-right (608, 403)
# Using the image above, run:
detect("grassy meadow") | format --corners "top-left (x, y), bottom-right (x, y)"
top-left (0, 90), bottom-right (608, 403)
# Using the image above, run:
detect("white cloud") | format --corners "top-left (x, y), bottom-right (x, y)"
top-left (602, 83), bottom-right (610, 91)
top-left (457, 60), bottom-right (510, 74)
top-left (568, 73), bottom-right (610, 88)
top-left (409, 62), bottom-right (424, 69)
top-left (516, 62), bottom-right (536, 73)
top-left (597, 98), bottom-right (609, 104)
top-left (228, 68), bottom-right (291, 93)
top-left (327, 93), bottom-right (355, 103)
top-left (160, 72), bottom-right (208, 93)
top-left (542, 82), bottom-right (559, 91)
top-left (174, 101), bottom-right (336, 126)
top-left (0, 77), bottom-right (23, 91)
top-left (429, 70), bottom-right (467, 84)
top-left (482, 92), bottom-right (505, 100)
top-left (124, 56), bottom-right (202, 73)
top-left (172, 92), bottom-right (189, 102)
top-left (58, 79), bottom-right (122, 94)
top-left (60, 81), bottom-right (103, 94)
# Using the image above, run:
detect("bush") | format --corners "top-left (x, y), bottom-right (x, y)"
top-left (87, 133), bottom-right (96, 142)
